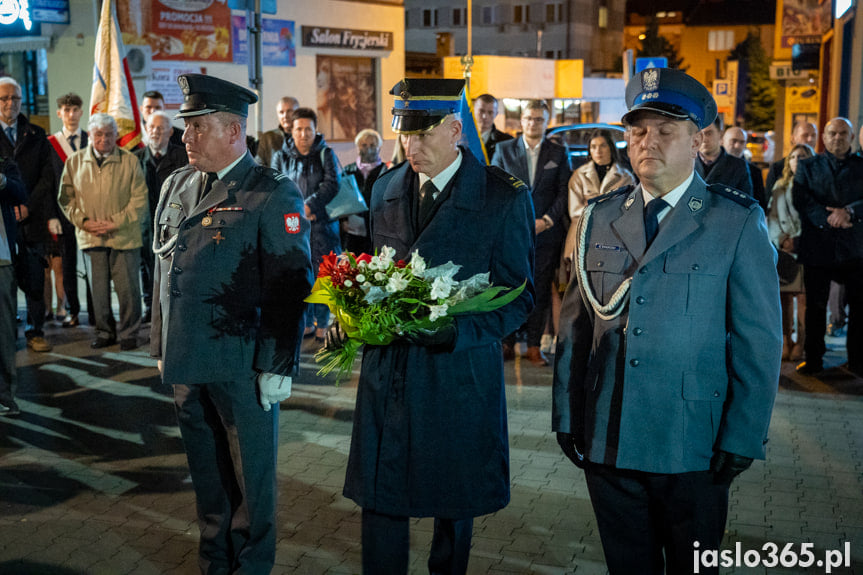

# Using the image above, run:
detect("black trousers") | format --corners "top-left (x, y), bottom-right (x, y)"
top-left (361, 508), bottom-right (473, 575)
top-left (584, 465), bottom-right (729, 575)
top-left (803, 260), bottom-right (863, 373)
top-left (15, 240), bottom-right (46, 337)
top-left (174, 379), bottom-right (278, 575)
top-left (61, 220), bottom-right (80, 316)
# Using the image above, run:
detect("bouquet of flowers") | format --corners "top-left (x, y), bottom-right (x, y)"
top-left (305, 246), bottom-right (525, 382)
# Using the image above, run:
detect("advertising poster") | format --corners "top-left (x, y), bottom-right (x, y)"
top-left (315, 55), bottom-right (377, 142)
top-left (117, 0), bottom-right (232, 62)
top-left (779, 0), bottom-right (832, 48)
top-left (232, 15), bottom-right (296, 67)
top-left (148, 64), bottom-right (206, 108)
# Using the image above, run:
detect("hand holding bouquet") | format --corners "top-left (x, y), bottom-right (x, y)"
top-left (305, 246), bottom-right (525, 382)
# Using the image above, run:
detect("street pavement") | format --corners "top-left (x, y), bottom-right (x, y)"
top-left (1, 295), bottom-right (862, 574)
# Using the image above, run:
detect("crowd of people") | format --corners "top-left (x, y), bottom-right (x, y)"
top-left (1, 67), bottom-right (862, 575)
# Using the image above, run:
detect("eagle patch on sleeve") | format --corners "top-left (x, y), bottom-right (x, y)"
top-left (284, 213), bottom-right (301, 234)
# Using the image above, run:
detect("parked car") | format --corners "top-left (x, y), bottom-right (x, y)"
top-left (546, 123), bottom-right (629, 170)
top-left (745, 130), bottom-right (775, 167)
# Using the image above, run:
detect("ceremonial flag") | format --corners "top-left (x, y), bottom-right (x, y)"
top-left (90, 0), bottom-right (142, 150)
top-left (459, 84), bottom-right (489, 165)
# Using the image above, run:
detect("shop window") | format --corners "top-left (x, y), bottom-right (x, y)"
top-left (315, 55), bottom-right (378, 142)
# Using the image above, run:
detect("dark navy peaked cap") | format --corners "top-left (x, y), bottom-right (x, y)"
top-left (390, 78), bottom-right (466, 134)
top-left (622, 68), bottom-right (717, 130)
top-left (175, 74), bottom-right (258, 119)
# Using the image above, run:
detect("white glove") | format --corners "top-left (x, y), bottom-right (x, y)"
top-left (256, 372), bottom-right (292, 411)
top-left (48, 218), bottom-right (63, 235)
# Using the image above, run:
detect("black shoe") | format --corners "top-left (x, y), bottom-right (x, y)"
top-left (796, 360), bottom-right (823, 376)
top-left (120, 338), bottom-right (138, 351)
top-left (91, 338), bottom-right (116, 349)
top-left (62, 315), bottom-right (80, 328)
top-left (45, 312), bottom-right (54, 321)
top-left (0, 402), bottom-right (21, 416)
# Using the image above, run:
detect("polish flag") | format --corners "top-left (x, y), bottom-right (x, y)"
top-left (90, 0), bottom-right (142, 150)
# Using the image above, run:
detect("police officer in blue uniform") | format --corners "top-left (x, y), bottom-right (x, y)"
top-left (553, 68), bottom-right (782, 574)
top-left (150, 74), bottom-right (312, 574)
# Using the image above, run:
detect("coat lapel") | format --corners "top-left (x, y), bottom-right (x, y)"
top-left (379, 164), bottom-right (417, 254)
top-left (610, 188), bottom-right (647, 259)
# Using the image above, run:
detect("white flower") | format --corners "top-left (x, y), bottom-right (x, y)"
top-left (374, 272), bottom-right (387, 282)
top-left (363, 286), bottom-right (388, 304)
top-left (378, 246), bottom-right (396, 266)
top-left (386, 271), bottom-right (409, 293)
top-left (430, 275), bottom-right (457, 299)
top-left (429, 304), bottom-right (449, 321)
top-left (343, 279), bottom-right (353, 287)
top-left (411, 250), bottom-right (427, 278)
top-left (356, 274), bottom-right (366, 283)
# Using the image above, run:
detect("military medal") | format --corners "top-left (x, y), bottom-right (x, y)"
top-left (202, 215), bottom-right (213, 227)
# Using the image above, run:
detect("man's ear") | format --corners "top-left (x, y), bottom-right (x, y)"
top-left (690, 129), bottom-right (704, 158)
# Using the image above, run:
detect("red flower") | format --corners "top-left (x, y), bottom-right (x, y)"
top-left (356, 253), bottom-right (372, 265)
top-left (318, 252), bottom-right (339, 278)
top-left (396, 259), bottom-right (407, 268)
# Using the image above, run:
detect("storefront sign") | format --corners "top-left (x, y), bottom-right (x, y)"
top-left (0, 0), bottom-right (33, 30)
top-left (301, 26), bottom-right (392, 51)
top-left (31, 0), bottom-right (68, 24)
top-left (232, 16), bottom-right (296, 66)
top-left (117, 0), bottom-right (232, 63)
top-left (779, 0), bottom-right (831, 48)
top-left (770, 62), bottom-right (811, 80)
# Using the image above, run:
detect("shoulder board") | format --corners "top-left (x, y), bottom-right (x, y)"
top-left (487, 166), bottom-right (528, 191)
top-left (707, 183), bottom-right (759, 208)
top-left (254, 164), bottom-right (289, 182)
top-left (588, 184), bottom-right (634, 205)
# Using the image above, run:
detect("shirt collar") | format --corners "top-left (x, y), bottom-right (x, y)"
top-left (642, 170), bottom-right (694, 209)
top-left (216, 152), bottom-right (246, 180)
top-left (418, 149), bottom-right (462, 192)
top-left (63, 127), bottom-right (81, 140)
top-left (521, 136), bottom-right (542, 153)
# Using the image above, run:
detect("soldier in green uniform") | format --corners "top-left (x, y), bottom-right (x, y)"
top-left (150, 74), bottom-right (313, 574)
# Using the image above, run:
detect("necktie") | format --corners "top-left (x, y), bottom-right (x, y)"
top-left (418, 180), bottom-right (437, 224)
top-left (5, 127), bottom-right (15, 145)
top-left (201, 172), bottom-right (218, 202)
top-left (643, 197), bottom-right (668, 247)
top-left (69, 134), bottom-right (77, 151)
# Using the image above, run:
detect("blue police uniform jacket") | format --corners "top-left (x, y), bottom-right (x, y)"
top-left (150, 152), bottom-right (313, 384)
top-left (343, 148), bottom-right (536, 518)
top-left (553, 173), bottom-right (782, 474)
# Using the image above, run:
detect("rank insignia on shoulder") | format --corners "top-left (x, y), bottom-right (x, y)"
top-left (284, 213), bottom-right (301, 234)
top-left (488, 166), bottom-right (527, 191)
top-left (707, 184), bottom-right (758, 208)
top-left (589, 185), bottom-right (634, 205)
top-left (169, 202), bottom-right (183, 210)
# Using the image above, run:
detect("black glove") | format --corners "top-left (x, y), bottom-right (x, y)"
top-left (556, 432), bottom-right (585, 468)
top-left (402, 323), bottom-right (457, 351)
top-left (710, 450), bottom-right (753, 484)
top-left (324, 322), bottom-right (348, 351)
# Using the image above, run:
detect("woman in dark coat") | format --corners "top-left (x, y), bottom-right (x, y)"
top-left (271, 107), bottom-right (342, 340)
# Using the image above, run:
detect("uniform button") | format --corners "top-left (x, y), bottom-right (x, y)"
top-left (630, 359), bottom-right (640, 367)
top-left (639, 267), bottom-right (648, 274)
top-left (178, 244), bottom-right (187, 251)
top-left (635, 296), bottom-right (646, 304)
top-left (596, 261), bottom-right (604, 268)
top-left (171, 289), bottom-right (181, 297)
top-left (713, 391), bottom-right (720, 398)
top-left (691, 263), bottom-right (700, 271)
top-left (173, 267), bottom-right (182, 275)
top-left (633, 327), bottom-right (643, 336)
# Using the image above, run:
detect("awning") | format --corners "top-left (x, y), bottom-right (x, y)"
top-left (0, 36), bottom-right (52, 53)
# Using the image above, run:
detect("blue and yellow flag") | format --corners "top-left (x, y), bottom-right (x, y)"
top-left (459, 85), bottom-right (489, 165)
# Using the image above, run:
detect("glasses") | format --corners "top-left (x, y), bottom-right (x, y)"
top-left (0, 96), bottom-right (23, 103)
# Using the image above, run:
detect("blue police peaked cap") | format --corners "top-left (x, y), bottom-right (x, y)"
top-left (175, 74), bottom-right (258, 119)
top-left (621, 68), bottom-right (717, 130)
top-left (390, 78), bottom-right (465, 134)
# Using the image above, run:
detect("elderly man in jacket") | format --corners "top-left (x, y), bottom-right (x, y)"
top-left (336, 78), bottom-right (535, 575)
top-left (554, 68), bottom-right (781, 575)
top-left (59, 113), bottom-right (148, 350)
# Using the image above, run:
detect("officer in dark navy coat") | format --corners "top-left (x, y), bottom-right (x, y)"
top-left (553, 68), bottom-right (782, 575)
top-left (340, 79), bottom-right (535, 575)
top-left (150, 74), bottom-right (313, 574)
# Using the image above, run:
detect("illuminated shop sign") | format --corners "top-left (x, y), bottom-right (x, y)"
top-left (0, 0), bottom-right (33, 30)
top-left (301, 26), bottom-right (393, 51)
